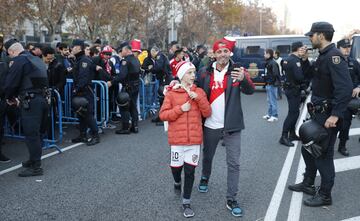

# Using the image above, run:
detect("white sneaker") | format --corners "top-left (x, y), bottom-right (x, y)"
top-left (267, 116), bottom-right (278, 122)
top-left (262, 115), bottom-right (270, 119)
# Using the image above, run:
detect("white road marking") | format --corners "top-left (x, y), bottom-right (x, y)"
top-left (0, 143), bottom-right (84, 176)
top-left (341, 216), bottom-right (360, 221)
top-left (287, 128), bottom-right (360, 221)
top-left (264, 95), bottom-right (310, 221)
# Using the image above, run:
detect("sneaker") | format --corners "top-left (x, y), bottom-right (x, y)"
top-left (267, 116), bottom-right (278, 122)
top-left (104, 123), bottom-right (116, 129)
top-left (226, 200), bottom-right (243, 217)
top-left (182, 204), bottom-right (195, 218)
top-left (18, 167), bottom-right (43, 177)
top-left (198, 177), bottom-right (208, 193)
top-left (262, 114), bottom-right (270, 119)
top-left (0, 153), bottom-right (11, 163)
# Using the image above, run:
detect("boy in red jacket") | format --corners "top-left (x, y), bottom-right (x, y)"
top-left (160, 61), bottom-right (211, 218)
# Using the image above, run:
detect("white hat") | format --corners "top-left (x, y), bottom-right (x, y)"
top-left (175, 61), bottom-right (195, 80)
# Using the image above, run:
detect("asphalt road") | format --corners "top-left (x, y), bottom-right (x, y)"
top-left (1, 90), bottom-right (360, 221)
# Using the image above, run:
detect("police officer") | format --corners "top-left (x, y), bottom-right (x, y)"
top-left (288, 22), bottom-right (352, 207)
top-left (336, 39), bottom-right (360, 156)
top-left (108, 42), bottom-right (141, 134)
top-left (148, 46), bottom-right (172, 125)
top-left (279, 42), bottom-right (308, 147)
top-left (4, 39), bottom-right (50, 177)
top-left (0, 53), bottom-right (10, 162)
top-left (70, 39), bottom-right (100, 145)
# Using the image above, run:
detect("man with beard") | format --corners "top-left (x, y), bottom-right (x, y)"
top-left (196, 39), bottom-right (255, 217)
top-left (288, 22), bottom-right (352, 207)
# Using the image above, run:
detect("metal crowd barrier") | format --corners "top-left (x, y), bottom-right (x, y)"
top-left (4, 89), bottom-right (63, 153)
top-left (139, 78), bottom-right (160, 120)
top-left (63, 79), bottom-right (109, 127)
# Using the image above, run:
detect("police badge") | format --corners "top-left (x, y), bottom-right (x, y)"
top-left (296, 62), bottom-right (301, 67)
top-left (82, 62), bottom-right (88, 68)
top-left (122, 60), bottom-right (127, 66)
top-left (157, 55), bottom-right (160, 60)
top-left (332, 56), bottom-right (340, 64)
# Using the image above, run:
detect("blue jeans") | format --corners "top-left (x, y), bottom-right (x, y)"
top-left (266, 85), bottom-right (278, 117)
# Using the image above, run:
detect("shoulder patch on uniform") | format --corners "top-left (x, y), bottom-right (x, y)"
top-left (82, 62), bottom-right (88, 68)
top-left (122, 60), bottom-right (127, 65)
top-left (157, 55), bottom-right (160, 60)
top-left (296, 62), bottom-right (301, 67)
top-left (332, 56), bottom-right (340, 64)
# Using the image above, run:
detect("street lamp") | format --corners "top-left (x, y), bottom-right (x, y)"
top-left (259, 4), bottom-right (264, 35)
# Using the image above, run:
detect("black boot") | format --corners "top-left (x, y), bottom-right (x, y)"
top-left (22, 160), bottom-right (34, 168)
top-left (130, 121), bottom-right (139, 133)
top-left (151, 116), bottom-right (160, 123)
top-left (18, 161), bottom-right (43, 177)
top-left (338, 140), bottom-right (349, 156)
top-left (303, 191), bottom-right (332, 207)
top-left (288, 177), bottom-right (316, 195)
top-left (115, 123), bottom-right (131, 134)
top-left (0, 152), bottom-right (11, 163)
top-left (279, 133), bottom-right (294, 147)
top-left (289, 131), bottom-right (300, 141)
top-left (71, 132), bottom-right (87, 143)
top-left (87, 134), bottom-right (100, 146)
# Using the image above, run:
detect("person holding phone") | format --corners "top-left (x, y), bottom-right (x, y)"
top-left (196, 39), bottom-right (255, 217)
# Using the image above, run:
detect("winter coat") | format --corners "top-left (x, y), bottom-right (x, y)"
top-left (159, 84), bottom-right (211, 145)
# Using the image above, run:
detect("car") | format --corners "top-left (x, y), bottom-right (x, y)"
top-left (228, 35), bottom-right (316, 86)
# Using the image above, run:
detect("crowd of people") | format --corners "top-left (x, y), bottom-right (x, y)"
top-left (0, 20), bottom-right (360, 218)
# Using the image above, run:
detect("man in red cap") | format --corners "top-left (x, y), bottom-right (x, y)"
top-left (196, 39), bottom-right (255, 217)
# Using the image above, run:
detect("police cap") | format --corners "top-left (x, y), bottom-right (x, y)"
top-left (291, 41), bottom-right (303, 52)
top-left (72, 39), bottom-right (85, 48)
top-left (337, 38), bottom-right (351, 48)
top-left (118, 41), bottom-right (130, 52)
top-left (4, 38), bottom-right (18, 50)
top-left (305, 22), bottom-right (335, 36)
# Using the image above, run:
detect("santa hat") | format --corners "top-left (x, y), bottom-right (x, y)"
top-left (175, 61), bottom-right (195, 80)
top-left (213, 38), bottom-right (235, 53)
top-left (130, 39), bottom-right (141, 53)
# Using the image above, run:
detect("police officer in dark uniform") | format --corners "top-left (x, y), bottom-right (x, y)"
top-left (148, 46), bottom-right (172, 125)
top-left (336, 38), bottom-right (360, 156)
top-left (4, 39), bottom-right (50, 176)
top-left (288, 22), bottom-right (352, 207)
top-left (0, 48), bottom-right (10, 162)
top-left (109, 42), bottom-right (141, 134)
top-left (70, 39), bottom-right (100, 145)
top-left (279, 41), bottom-right (309, 147)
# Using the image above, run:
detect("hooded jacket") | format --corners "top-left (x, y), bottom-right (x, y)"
top-left (159, 84), bottom-right (211, 145)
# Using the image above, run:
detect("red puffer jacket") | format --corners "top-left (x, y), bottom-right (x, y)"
top-left (159, 84), bottom-right (211, 145)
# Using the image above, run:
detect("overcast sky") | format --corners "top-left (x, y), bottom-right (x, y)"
top-left (260, 0), bottom-right (360, 41)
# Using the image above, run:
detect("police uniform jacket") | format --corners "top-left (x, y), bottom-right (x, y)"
top-left (73, 51), bottom-right (96, 94)
top-left (151, 52), bottom-right (172, 83)
top-left (5, 51), bottom-right (48, 99)
top-left (283, 54), bottom-right (305, 87)
top-left (346, 57), bottom-right (360, 88)
top-left (47, 58), bottom-right (66, 93)
top-left (111, 54), bottom-right (141, 86)
top-left (311, 43), bottom-right (352, 118)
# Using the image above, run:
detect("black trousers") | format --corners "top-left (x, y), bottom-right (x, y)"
top-left (302, 113), bottom-right (339, 195)
top-left (79, 92), bottom-right (98, 135)
top-left (120, 90), bottom-right (139, 125)
top-left (0, 100), bottom-right (6, 152)
top-left (21, 95), bottom-right (49, 162)
top-left (282, 88), bottom-right (301, 134)
top-left (338, 109), bottom-right (353, 141)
